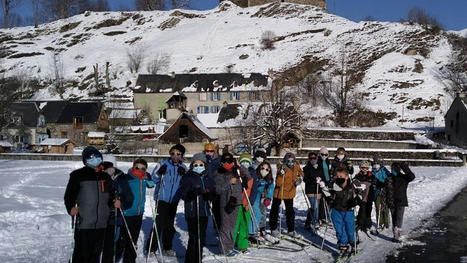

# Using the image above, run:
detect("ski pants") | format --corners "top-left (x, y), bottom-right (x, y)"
top-left (147, 200), bottom-right (178, 252)
top-left (331, 208), bottom-right (355, 247)
top-left (185, 216), bottom-right (208, 263)
top-left (101, 223), bottom-right (123, 263)
top-left (248, 197), bottom-right (267, 235)
top-left (212, 195), bottom-right (222, 230)
top-left (219, 205), bottom-right (239, 254)
top-left (375, 195), bottom-right (390, 228)
top-left (233, 206), bottom-right (251, 250)
top-left (390, 206), bottom-right (405, 229)
top-left (269, 198), bottom-right (295, 232)
top-left (305, 196), bottom-right (320, 226)
top-left (117, 215), bottom-right (142, 263)
top-left (72, 228), bottom-right (105, 263)
top-left (356, 201), bottom-right (373, 231)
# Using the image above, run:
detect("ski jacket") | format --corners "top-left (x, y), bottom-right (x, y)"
top-left (108, 169), bottom-right (134, 226)
top-left (273, 162), bottom-right (304, 200)
top-left (254, 177), bottom-right (274, 204)
top-left (354, 171), bottom-right (374, 203)
top-left (179, 170), bottom-right (216, 218)
top-left (123, 169), bottom-right (154, 216)
top-left (372, 167), bottom-right (391, 196)
top-left (323, 178), bottom-right (363, 212)
top-left (152, 159), bottom-right (187, 204)
top-left (388, 166), bottom-right (415, 207)
top-left (64, 166), bottom-right (115, 229)
top-left (303, 162), bottom-right (324, 195)
top-left (330, 155), bottom-right (354, 177)
top-left (248, 167), bottom-right (259, 205)
top-left (206, 155), bottom-right (221, 180)
top-left (214, 166), bottom-right (247, 210)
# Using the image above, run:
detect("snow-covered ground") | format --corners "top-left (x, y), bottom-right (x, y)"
top-left (1, 159), bottom-right (467, 262)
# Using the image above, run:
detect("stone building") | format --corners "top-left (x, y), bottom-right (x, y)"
top-left (445, 92), bottom-right (467, 148)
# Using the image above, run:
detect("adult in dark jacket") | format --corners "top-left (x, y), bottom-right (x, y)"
top-left (388, 162), bottom-right (415, 242)
top-left (204, 143), bottom-right (222, 229)
top-left (101, 161), bottom-right (134, 263)
top-left (179, 153), bottom-right (216, 263)
top-left (354, 161), bottom-right (374, 234)
top-left (64, 146), bottom-right (120, 263)
top-left (318, 146), bottom-right (332, 224)
top-left (330, 147), bottom-right (354, 177)
top-left (303, 152), bottom-right (324, 232)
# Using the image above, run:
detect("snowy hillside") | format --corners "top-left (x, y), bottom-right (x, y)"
top-left (1, 160), bottom-right (467, 262)
top-left (0, 1), bottom-right (465, 127)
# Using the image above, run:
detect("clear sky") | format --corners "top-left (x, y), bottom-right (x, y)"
top-left (11, 0), bottom-right (467, 30)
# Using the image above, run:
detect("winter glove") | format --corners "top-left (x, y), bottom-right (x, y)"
top-left (280, 168), bottom-right (286, 175)
top-left (202, 189), bottom-right (215, 201)
top-left (263, 198), bottom-right (271, 207)
top-left (225, 196), bottom-right (237, 214)
top-left (294, 177), bottom-right (302, 186)
top-left (319, 181), bottom-right (326, 188)
top-left (316, 177), bottom-right (322, 183)
top-left (146, 173), bottom-right (155, 188)
top-left (188, 186), bottom-right (203, 200)
top-left (178, 166), bottom-right (186, 176)
top-left (157, 164), bottom-right (167, 176)
top-left (400, 162), bottom-right (411, 173)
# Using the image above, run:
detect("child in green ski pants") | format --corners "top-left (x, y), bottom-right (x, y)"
top-left (233, 206), bottom-right (251, 251)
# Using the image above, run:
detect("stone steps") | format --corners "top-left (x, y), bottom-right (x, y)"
top-left (304, 128), bottom-right (419, 141)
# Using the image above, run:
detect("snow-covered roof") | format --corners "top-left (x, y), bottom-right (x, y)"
top-left (189, 114), bottom-right (218, 140)
top-left (196, 113), bottom-right (221, 128)
top-left (109, 109), bottom-right (141, 119)
top-left (0, 141), bottom-right (13, 147)
top-left (39, 138), bottom-right (72, 146)
top-left (88, 132), bottom-right (105, 138)
top-left (104, 102), bottom-right (135, 109)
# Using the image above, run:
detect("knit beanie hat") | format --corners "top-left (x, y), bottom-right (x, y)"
top-left (170, 143), bottom-right (186, 156)
top-left (239, 153), bottom-right (253, 164)
top-left (191, 152), bottom-right (207, 164)
top-left (319, 146), bottom-right (329, 155)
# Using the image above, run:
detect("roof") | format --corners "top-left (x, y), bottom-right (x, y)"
top-left (104, 101), bottom-right (135, 109)
top-left (39, 138), bottom-right (73, 146)
top-left (218, 104), bottom-right (241, 123)
top-left (9, 102), bottom-right (40, 127)
top-left (445, 95), bottom-right (467, 118)
top-left (0, 141), bottom-right (13, 147)
top-left (40, 101), bottom-right (103, 124)
top-left (109, 109), bottom-right (141, 119)
top-left (134, 73), bottom-right (269, 93)
top-left (88, 132), bottom-right (105, 138)
top-left (159, 112), bottom-right (218, 140)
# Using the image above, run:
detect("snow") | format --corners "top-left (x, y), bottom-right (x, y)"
top-left (0, 160), bottom-right (466, 262)
top-left (299, 147), bottom-right (459, 153)
top-left (0, 141), bottom-right (13, 147)
top-left (104, 102), bottom-right (135, 109)
top-left (87, 132), bottom-right (105, 138)
top-left (190, 115), bottom-right (218, 140)
top-left (38, 138), bottom-right (71, 146)
top-left (109, 109), bottom-right (141, 119)
top-left (196, 113), bottom-right (220, 128)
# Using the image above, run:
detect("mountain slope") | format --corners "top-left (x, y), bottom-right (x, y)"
top-left (0, 1), bottom-right (463, 128)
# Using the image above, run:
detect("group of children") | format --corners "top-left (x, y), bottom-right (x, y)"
top-left (64, 143), bottom-right (415, 262)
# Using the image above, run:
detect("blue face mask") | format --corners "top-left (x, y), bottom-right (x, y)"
top-left (241, 162), bottom-right (251, 169)
top-left (287, 161), bottom-right (295, 168)
top-left (193, 166), bottom-right (205, 174)
top-left (86, 157), bottom-right (103, 169)
top-left (392, 170), bottom-right (398, 176)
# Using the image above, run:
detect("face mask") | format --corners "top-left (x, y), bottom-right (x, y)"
top-left (193, 166), bottom-right (205, 174)
top-left (223, 163), bottom-right (234, 170)
top-left (241, 162), bottom-right (251, 168)
top-left (373, 164), bottom-right (381, 171)
top-left (171, 156), bottom-right (181, 163)
top-left (392, 170), bottom-right (398, 176)
top-left (104, 168), bottom-right (115, 176)
top-left (313, 164), bottom-right (318, 169)
top-left (336, 178), bottom-right (346, 186)
top-left (337, 155), bottom-right (345, 161)
top-left (287, 161), bottom-right (294, 168)
top-left (256, 157), bottom-right (264, 163)
top-left (260, 170), bottom-right (269, 177)
top-left (86, 157), bottom-right (103, 169)
top-left (131, 168), bottom-right (146, 179)
top-left (310, 159), bottom-right (318, 166)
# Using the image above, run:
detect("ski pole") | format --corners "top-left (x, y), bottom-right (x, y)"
top-left (315, 183), bottom-right (319, 227)
top-left (147, 189), bottom-right (164, 263)
top-left (376, 202), bottom-right (382, 233)
top-left (207, 202), bottom-right (228, 262)
top-left (299, 183), bottom-right (312, 221)
top-left (119, 208), bottom-right (138, 254)
top-left (196, 195), bottom-right (202, 263)
top-left (353, 207), bottom-right (357, 256)
top-left (320, 207), bottom-right (331, 250)
top-left (279, 168), bottom-right (286, 235)
top-left (113, 208), bottom-right (117, 263)
top-left (70, 204), bottom-right (77, 263)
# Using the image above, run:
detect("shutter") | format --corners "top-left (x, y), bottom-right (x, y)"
top-left (230, 92), bottom-right (233, 100)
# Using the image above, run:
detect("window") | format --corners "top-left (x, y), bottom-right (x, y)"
top-left (210, 106), bottom-right (221, 113)
top-left (159, 109), bottom-right (167, 119)
top-left (200, 93), bottom-right (207, 101)
top-left (248, 91), bottom-right (261, 101)
top-left (38, 115), bottom-right (46, 127)
top-left (230, 92), bottom-right (241, 101)
top-left (179, 125), bottom-right (189, 138)
top-left (204, 106), bottom-right (209, 113)
top-left (73, 117), bottom-right (83, 129)
top-left (60, 131), bottom-right (67, 138)
top-left (13, 115), bottom-right (22, 125)
top-left (210, 92), bottom-right (221, 101)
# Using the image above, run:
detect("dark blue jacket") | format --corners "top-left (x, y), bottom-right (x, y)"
top-left (179, 170), bottom-right (216, 218)
top-left (108, 169), bottom-right (134, 225)
top-left (206, 155), bottom-right (221, 180)
top-left (248, 167), bottom-right (259, 205)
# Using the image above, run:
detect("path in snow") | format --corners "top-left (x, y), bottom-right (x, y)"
top-left (0, 160), bottom-right (466, 262)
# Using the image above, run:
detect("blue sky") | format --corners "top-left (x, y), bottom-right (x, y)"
top-left (12, 0), bottom-right (467, 30)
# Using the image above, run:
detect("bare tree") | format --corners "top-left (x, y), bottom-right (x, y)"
top-left (244, 89), bottom-right (302, 156)
top-left (50, 52), bottom-right (65, 95)
top-left (260, 30), bottom-right (276, 50)
top-left (437, 35), bottom-right (467, 95)
top-left (31, 0), bottom-right (40, 27)
top-left (44, 0), bottom-right (77, 20)
top-left (1, 0), bottom-right (21, 28)
top-left (407, 7), bottom-right (442, 32)
top-left (135, 0), bottom-right (164, 10)
top-left (127, 47), bottom-right (145, 73)
top-left (146, 52), bottom-right (171, 74)
top-left (93, 0), bottom-right (109, 11)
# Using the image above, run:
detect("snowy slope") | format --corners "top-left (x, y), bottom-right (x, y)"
top-left (1, 160), bottom-right (467, 262)
top-left (0, 2), bottom-right (462, 127)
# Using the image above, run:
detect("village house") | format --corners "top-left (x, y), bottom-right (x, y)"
top-left (87, 131), bottom-right (106, 145)
top-left (35, 138), bottom-right (75, 154)
top-left (133, 73), bottom-right (272, 123)
top-left (0, 141), bottom-right (13, 153)
top-left (445, 92), bottom-right (467, 148)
